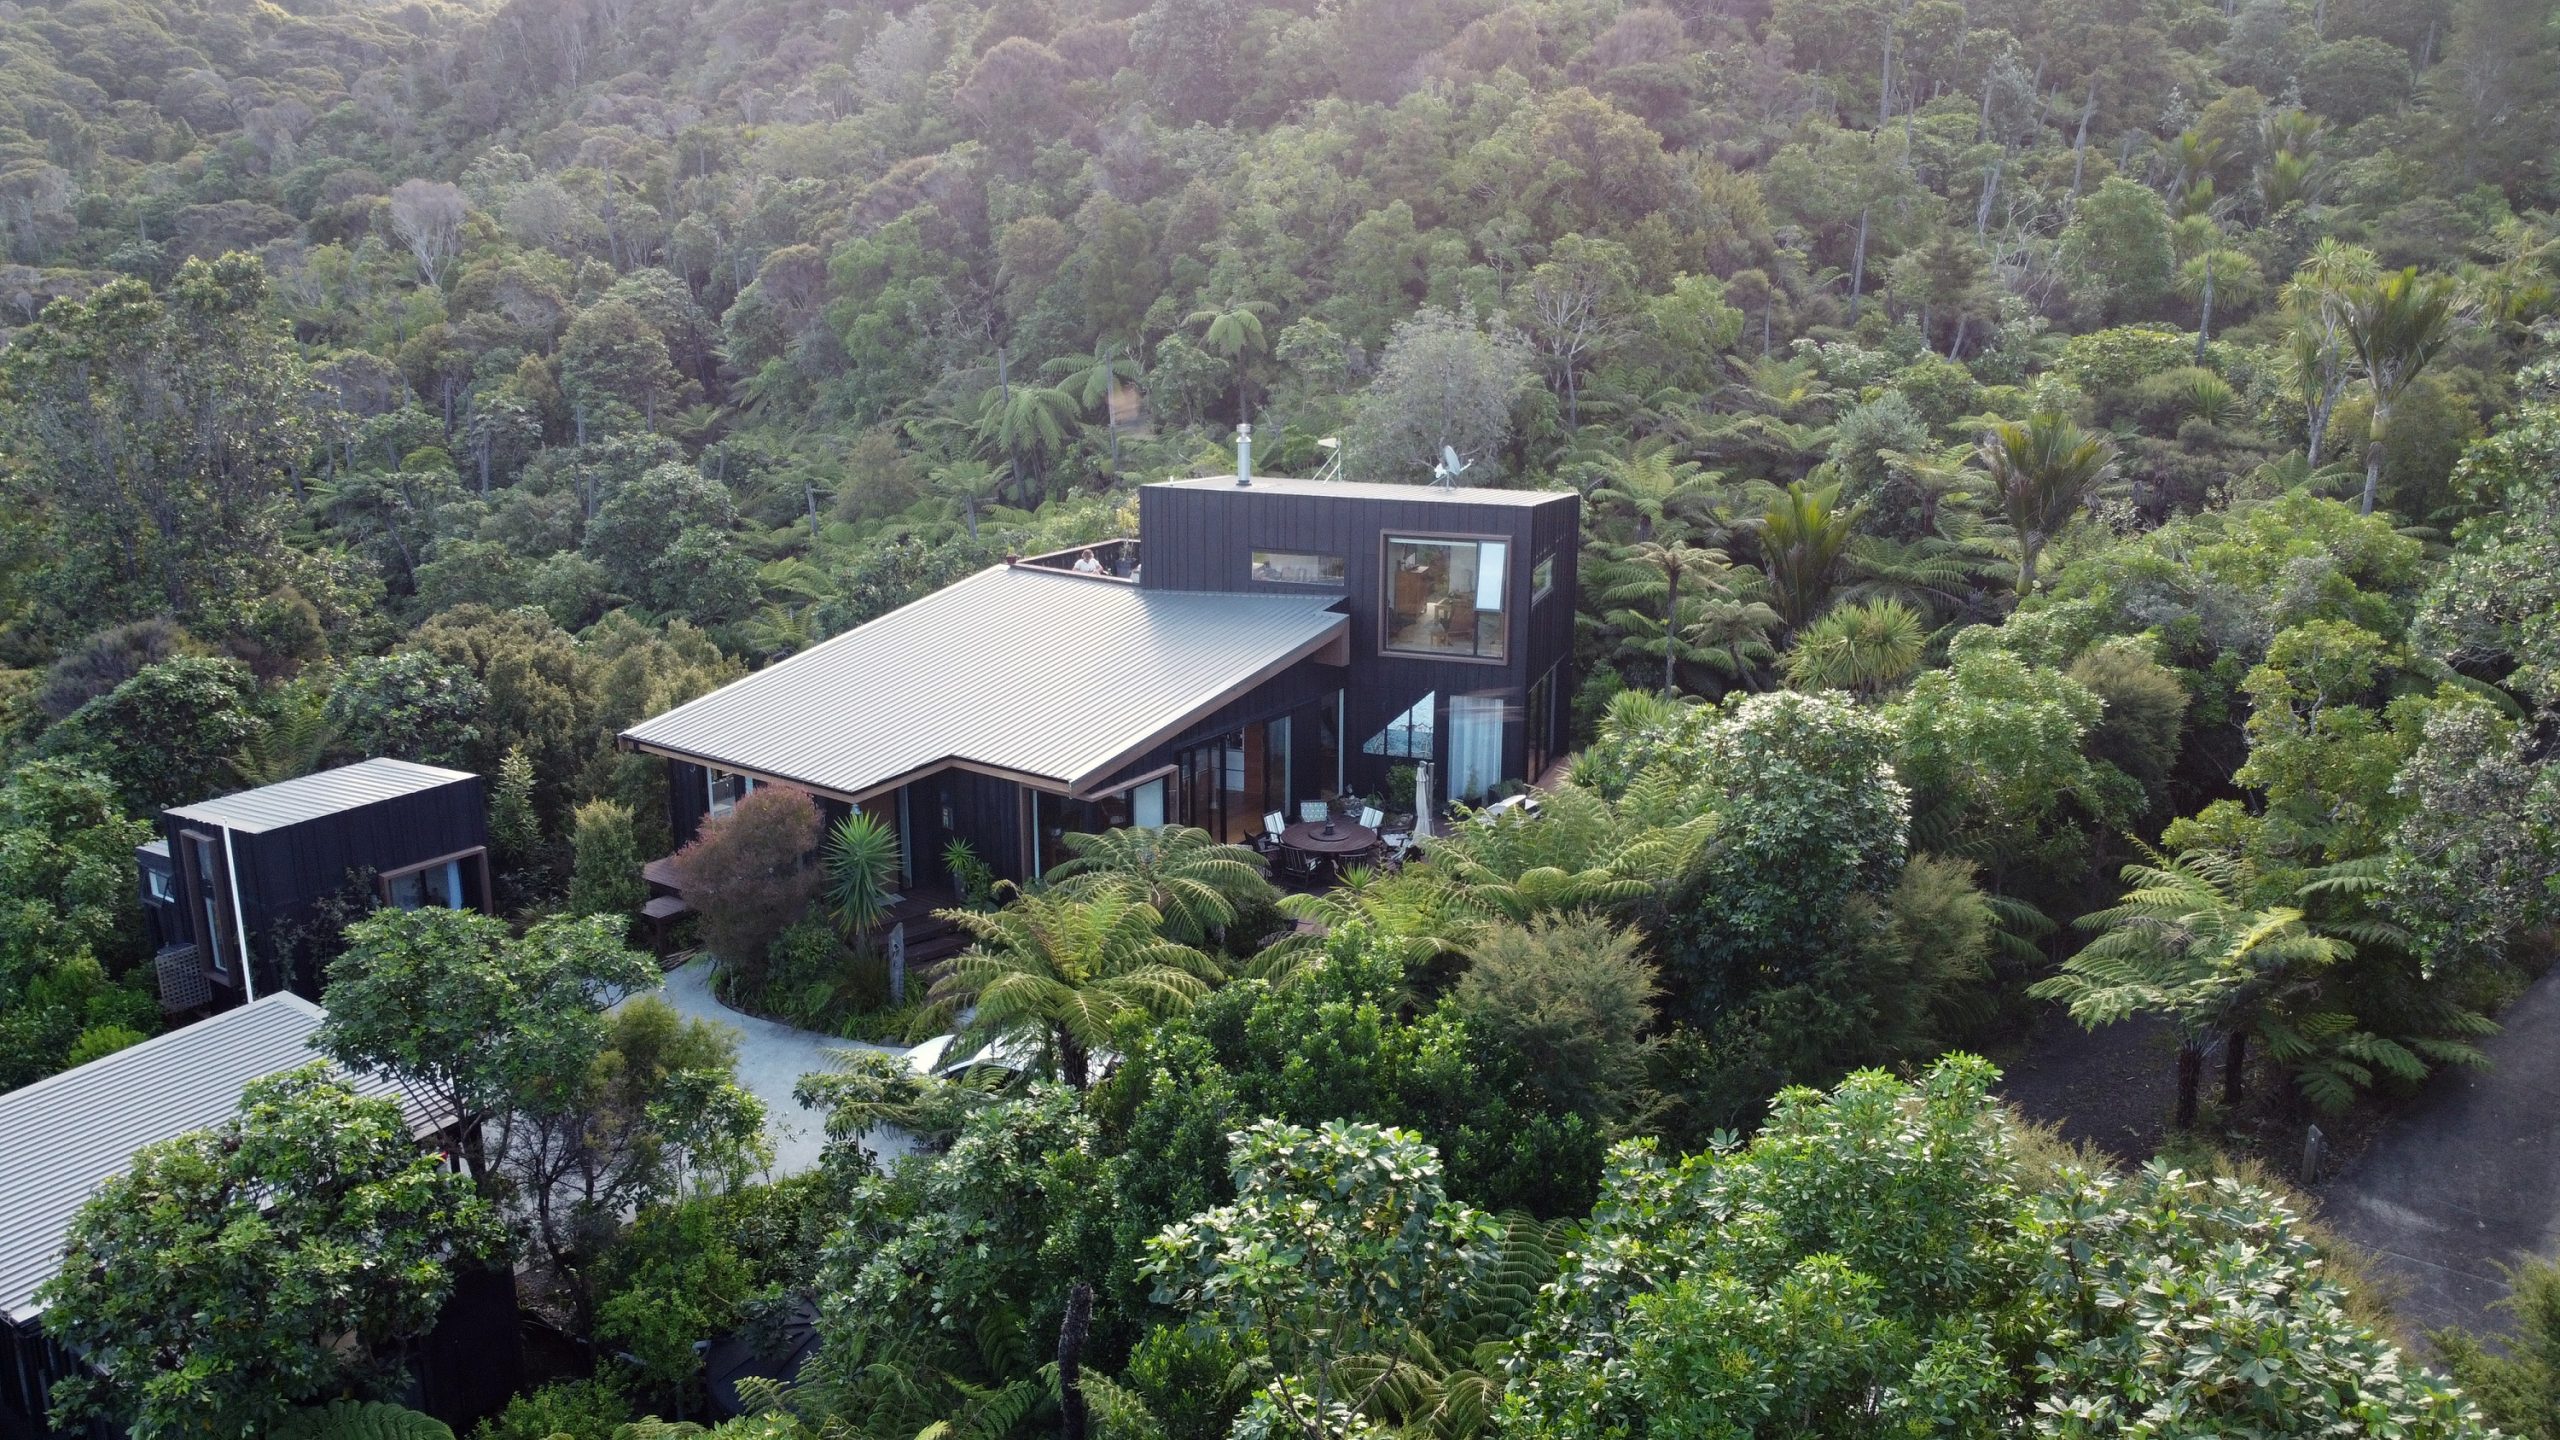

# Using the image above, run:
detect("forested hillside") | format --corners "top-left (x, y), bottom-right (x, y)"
top-left (7, 0), bottom-right (2560, 1436)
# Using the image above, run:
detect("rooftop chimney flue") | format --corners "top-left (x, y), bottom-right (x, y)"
top-left (1235, 422), bottom-right (1252, 486)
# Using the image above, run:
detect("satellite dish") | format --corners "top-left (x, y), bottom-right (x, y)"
top-left (1431, 445), bottom-right (1472, 488)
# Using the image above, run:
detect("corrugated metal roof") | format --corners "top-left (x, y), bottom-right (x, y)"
top-left (622, 565), bottom-right (1347, 798)
top-left (0, 995), bottom-right (428, 1323)
top-left (165, 757), bottom-right (478, 834)
top-left (1147, 475), bottom-right (1573, 506)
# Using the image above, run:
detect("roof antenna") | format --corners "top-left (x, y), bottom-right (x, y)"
top-left (1431, 444), bottom-right (1471, 488)
top-left (1235, 422), bottom-right (1252, 487)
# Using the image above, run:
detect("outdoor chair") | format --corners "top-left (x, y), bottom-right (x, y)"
top-left (1357, 806), bottom-right (1383, 830)
top-left (1300, 801), bottom-right (1330, 823)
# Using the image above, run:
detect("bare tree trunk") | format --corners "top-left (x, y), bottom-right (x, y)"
top-left (2175, 1042), bottom-right (2204, 1128)
top-left (2070, 78), bottom-right (2099, 202)
top-left (1058, 1282), bottom-right (1093, 1440)
top-left (2361, 390), bottom-right (2388, 514)
top-left (1663, 565), bottom-right (1679, 698)
top-left (1849, 207), bottom-right (1872, 320)
top-left (2195, 265), bottom-right (2215, 363)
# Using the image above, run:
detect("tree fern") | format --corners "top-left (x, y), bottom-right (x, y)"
top-left (268, 1401), bottom-right (454, 1440)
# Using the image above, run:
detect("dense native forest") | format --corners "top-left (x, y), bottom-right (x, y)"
top-left (5, 0), bottom-right (2560, 1435)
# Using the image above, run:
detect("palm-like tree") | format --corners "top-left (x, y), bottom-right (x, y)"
top-left (1590, 439), bottom-right (1721, 542)
top-left (1599, 540), bottom-right (1733, 696)
top-left (2030, 845), bottom-right (2349, 1128)
top-left (973, 380), bottom-right (1080, 505)
top-left (2337, 267), bottom-right (2459, 515)
top-left (930, 887), bottom-right (1223, 1089)
top-left (1043, 342), bottom-right (1142, 470)
top-left (928, 458), bottom-right (1007, 540)
top-left (2174, 240), bottom-right (2260, 362)
top-left (1979, 410), bottom-right (2119, 597)
top-left (1785, 597), bottom-right (1928, 696)
top-left (1042, 824), bottom-right (1275, 947)
top-left (1683, 596), bottom-right (1785, 690)
top-left (1751, 479), bottom-right (1860, 631)
top-left (2280, 239), bottom-right (2380, 466)
top-left (1186, 299), bottom-right (1276, 423)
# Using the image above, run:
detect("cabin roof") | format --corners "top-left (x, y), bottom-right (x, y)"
top-left (621, 564), bottom-right (1347, 799)
top-left (1145, 475), bottom-right (1573, 507)
top-left (0, 994), bottom-right (429, 1324)
top-left (165, 757), bottom-right (479, 835)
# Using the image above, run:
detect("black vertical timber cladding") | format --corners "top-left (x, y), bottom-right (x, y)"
top-left (929, 769), bottom-right (1029, 883)
top-left (668, 759), bottom-right (709, 849)
top-left (1136, 481), bottom-right (1577, 797)
top-left (159, 774), bottom-right (489, 1001)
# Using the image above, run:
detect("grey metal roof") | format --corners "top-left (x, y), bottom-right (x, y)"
top-left (165, 757), bottom-right (478, 834)
top-left (622, 565), bottom-right (1347, 799)
top-left (0, 995), bottom-right (427, 1324)
top-left (1147, 475), bottom-right (1573, 506)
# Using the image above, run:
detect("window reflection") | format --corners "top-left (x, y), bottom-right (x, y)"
top-left (1251, 550), bottom-right (1344, 585)
top-left (1383, 537), bottom-right (1507, 659)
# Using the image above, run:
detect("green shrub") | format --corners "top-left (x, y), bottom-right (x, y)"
top-left (469, 1378), bottom-right (633, 1440)
top-left (568, 799), bottom-right (645, 919)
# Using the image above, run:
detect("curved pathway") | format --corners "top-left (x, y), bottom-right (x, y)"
top-left (631, 958), bottom-right (915, 1177)
top-left (2317, 965), bottom-right (2560, 1346)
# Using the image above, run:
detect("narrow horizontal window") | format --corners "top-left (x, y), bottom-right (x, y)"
top-left (1251, 550), bottom-right (1345, 586)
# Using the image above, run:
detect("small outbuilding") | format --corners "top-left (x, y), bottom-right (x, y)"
top-left (136, 758), bottom-right (490, 1009)
top-left (0, 994), bottom-right (515, 1440)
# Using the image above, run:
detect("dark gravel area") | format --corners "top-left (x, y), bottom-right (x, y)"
top-left (1991, 1003), bottom-right (2176, 1165)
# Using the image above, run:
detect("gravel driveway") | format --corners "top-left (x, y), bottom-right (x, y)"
top-left (2318, 965), bottom-right (2560, 1346)
top-left (634, 957), bottom-right (916, 1178)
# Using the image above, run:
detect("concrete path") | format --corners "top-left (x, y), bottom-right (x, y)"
top-left (633, 958), bottom-right (915, 1178)
top-left (2319, 965), bottom-right (2560, 1345)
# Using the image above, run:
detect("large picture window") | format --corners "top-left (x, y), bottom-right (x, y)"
top-left (1251, 550), bottom-right (1345, 586)
top-left (1383, 536), bottom-right (1508, 660)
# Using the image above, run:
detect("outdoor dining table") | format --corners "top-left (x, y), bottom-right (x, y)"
top-left (1280, 817), bottom-right (1379, 865)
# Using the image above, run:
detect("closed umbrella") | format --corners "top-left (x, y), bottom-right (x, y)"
top-left (1413, 760), bottom-right (1436, 840)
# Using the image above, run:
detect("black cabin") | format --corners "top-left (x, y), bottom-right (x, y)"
top-left (138, 759), bottom-right (491, 1010)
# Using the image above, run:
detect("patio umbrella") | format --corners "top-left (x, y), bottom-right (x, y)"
top-left (1413, 760), bottom-right (1436, 840)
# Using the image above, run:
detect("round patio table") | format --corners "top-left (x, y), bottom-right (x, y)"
top-left (1281, 818), bottom-right (1379, 857)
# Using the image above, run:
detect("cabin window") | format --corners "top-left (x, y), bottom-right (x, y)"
top-left (144, 866), bottom-right (175, 904)
top-left (387, 858), bottom-right (466, 911)
top-left (1251, 549), bottom-right (1345, 586)
top-left (186, 832), bottom-right (228, 973)
top-left (706, 768), bottom-right (756, 817)
top-left (1533, 554), bottom-right (1556, 602)
top-left (1383, 537), bottom-right (1508, 660)
top-left (1362, 693), bottom-right (1436, 759)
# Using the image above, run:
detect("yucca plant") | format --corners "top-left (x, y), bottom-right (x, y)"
top-left (1784, 597), bottom-right (1928, 696)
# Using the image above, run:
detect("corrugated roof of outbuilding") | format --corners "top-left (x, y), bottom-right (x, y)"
top-left (166, 757), bottom-right (479, 834)
top-left (621, 565), bottom-right (1346, 799)
top-left (0, 994), bottom-right (429, 1324)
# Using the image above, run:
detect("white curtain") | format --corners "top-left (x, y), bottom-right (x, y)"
top-left (1448, 694), bottom-right (1504, 802)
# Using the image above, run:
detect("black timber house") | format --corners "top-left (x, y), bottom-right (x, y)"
top-left (621, 474), bottom-right (1577, 883)
top-left (136, 759), bottom-right (492, 1010)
